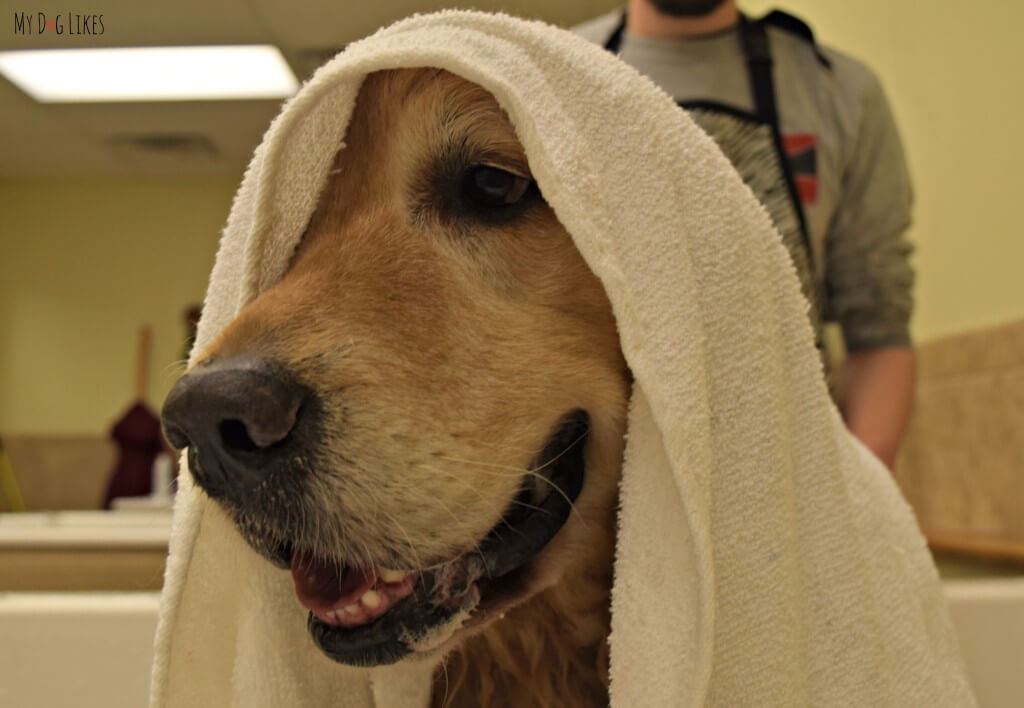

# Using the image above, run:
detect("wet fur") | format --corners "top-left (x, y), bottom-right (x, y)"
top-left (198, 69), bottom-right (629, 706)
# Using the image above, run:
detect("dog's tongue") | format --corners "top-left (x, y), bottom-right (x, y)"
top-left (290, 552), bottom-right (377, 614)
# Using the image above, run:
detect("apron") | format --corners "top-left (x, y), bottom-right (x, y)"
top-left (604, 14), bottom-right (826, 358)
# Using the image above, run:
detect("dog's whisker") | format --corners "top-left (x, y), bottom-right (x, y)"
top-left (434, 428), bottom-right (588, 479)
top-left (498, 518), bottom-right (529, 539)
top-left (439, 656), bottom-right (451, 708)
top-left (428, 501), bottom-right (491, 576)
top-left (415, 464), bottom-right (575, 533)
top-left (161, 359), bottom-right (189, 382)
top-left (531, 428), bottom-right (590, 474)
top-left (427, 457), bottom-right (581, 520)
top-left (429, 492), bottom-right (479, 536)
top-left (376, 505), bottom-right (428, 573)
top-left (504, 499), bottom-right (551, 515)
top-left (419, 469), bottom-right (554, 518)
top-left (304, 481), bottom-right (335, 560)
top-left (357, 538), bottom-right (377, 577)
top-left (432, 455), bottom-right (535, 475)
top-left (441, 437), bottom-right (541, 456)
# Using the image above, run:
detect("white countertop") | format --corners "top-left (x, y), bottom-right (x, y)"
top-left (0, 509), bottom-right (172, 549)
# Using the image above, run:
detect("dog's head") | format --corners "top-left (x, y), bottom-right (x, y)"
top-left (162, 69), bottom-right (630, 667)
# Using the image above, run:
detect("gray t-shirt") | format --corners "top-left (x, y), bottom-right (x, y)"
top-left (575, 12), bottom-right (915, 351)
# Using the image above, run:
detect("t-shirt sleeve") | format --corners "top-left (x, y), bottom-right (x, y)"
top-left (825, 67), bottom-right (915, 352)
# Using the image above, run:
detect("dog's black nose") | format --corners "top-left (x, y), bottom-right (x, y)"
top-left (161, 357), bottom-right (308, 498)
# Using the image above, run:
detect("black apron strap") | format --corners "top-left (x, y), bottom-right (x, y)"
top-left (738, 15), bottom-right (814, 258)
top-left (738, 16), bottom-right (777, 124)
top-left (602, 11), bottom-right (812, 261)
top-left (603, 13), bottom-right (626, 53)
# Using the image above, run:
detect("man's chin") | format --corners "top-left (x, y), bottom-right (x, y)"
top-left (648, 0), bottom-right (728, 19)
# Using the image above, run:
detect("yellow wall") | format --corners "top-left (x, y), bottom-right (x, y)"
top-left (742, 0), bottom-right (1024, 340)
top-left (0, 177), bottom-right (237, 434)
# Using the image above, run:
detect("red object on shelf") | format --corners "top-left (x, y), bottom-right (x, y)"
top-left (102, 326), bottom-right (165, 508)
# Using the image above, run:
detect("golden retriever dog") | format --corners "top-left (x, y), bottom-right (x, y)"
top-left (161, 69), bottom-right (631, 707)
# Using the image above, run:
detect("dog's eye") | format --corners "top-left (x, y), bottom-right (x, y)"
top-left (462, 165), bottom-right (533, 208)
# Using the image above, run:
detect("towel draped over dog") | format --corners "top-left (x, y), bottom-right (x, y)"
top-left (150, 11), bottom-right (974, 707)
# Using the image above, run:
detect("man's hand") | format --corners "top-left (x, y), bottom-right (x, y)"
top-left (838, 347), bottom-right (916, 469)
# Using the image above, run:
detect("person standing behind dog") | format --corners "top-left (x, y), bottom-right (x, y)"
top-left (575, 0), bottom-right (916, 469)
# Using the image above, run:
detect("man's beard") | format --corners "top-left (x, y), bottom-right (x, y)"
top-left (648, 0), bottom-right (727, 18)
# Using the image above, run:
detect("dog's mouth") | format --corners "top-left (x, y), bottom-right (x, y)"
top-left (277, 409), bottom-right (589, 667)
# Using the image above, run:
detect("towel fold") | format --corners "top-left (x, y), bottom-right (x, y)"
top-left (151, 10), bottom-right (975, 707)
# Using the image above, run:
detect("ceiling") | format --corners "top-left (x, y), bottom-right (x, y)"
top-left (0, 0), bottom-right (620, 178)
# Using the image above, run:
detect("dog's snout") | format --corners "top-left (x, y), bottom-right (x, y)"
top-left (161, 357), bottom-right (308, 496)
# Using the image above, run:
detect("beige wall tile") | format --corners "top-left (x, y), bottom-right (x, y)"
top-left (896, 320), bottom-right (1024, 558)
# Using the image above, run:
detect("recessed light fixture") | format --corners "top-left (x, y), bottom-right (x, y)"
top-left (0, 45), bottom-right (299, 102)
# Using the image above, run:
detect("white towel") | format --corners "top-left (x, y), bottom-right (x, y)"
top-left (150, 10), bottom-right (975, 707)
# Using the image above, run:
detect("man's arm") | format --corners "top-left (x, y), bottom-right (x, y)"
top-left (838, 346), bottom-right (915, 469)
top-left (822, 60), bottom-right (917, 468)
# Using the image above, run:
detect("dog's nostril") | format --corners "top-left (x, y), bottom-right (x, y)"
top-left (219, 419), bottom-right (260, 453)
top-left (216, 407), bottom-right (297, 452)
top-left (228, 399), bottom-right (301, 449)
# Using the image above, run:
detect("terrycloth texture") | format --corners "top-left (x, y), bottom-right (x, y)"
top-left (151, 11), bottom-right (975, 707)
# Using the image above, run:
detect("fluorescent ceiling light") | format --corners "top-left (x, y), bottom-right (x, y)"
top-left (0, 45), bottom-right (299, 102)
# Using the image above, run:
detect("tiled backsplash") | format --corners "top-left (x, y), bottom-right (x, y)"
top-left (0, 436), bottom-right (114, 511)
top-left (895, 318), bottom-right (1024, 558)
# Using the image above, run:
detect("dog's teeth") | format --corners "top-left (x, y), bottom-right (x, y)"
top-left (361, 590), bottom-right (382, 608)
top-left (379, 568), bottom-right (406, 584)
top-left (343, 603), bottom-right (360, 615)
